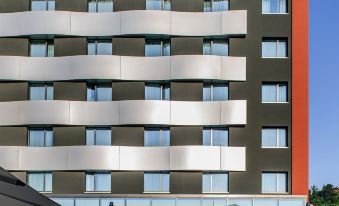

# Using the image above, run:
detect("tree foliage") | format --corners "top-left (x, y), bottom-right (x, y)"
top-left (309, 184), bottom-right (339, 206)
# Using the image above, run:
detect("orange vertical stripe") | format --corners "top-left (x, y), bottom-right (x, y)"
top-left (292, 0), bottom-right (309, 196)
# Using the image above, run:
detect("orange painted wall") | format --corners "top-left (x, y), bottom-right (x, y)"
top-left (292, 0), bottom-right (309, 196)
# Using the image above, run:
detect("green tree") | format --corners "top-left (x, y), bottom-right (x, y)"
top-left (309, 184), bottom-right (339, 206)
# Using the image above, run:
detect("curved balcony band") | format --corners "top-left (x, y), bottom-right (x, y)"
top-left (0, 100), bottom-right (247, 126)
top-left (0, 10), bottom-right (247, 37)
top-left (0, 55), bottom-right (246, 81)
top-left (0, 146), bottom-right (246, 171)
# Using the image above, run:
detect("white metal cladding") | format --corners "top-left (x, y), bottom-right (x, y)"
top-left (0, 100), bottom-right (247, 126)
top-left (0, 10), bottom-right (247, 37)
top-left (0, 56), bottom-right (246, 81)
top-left (0, 146), bottom-right (246, 171)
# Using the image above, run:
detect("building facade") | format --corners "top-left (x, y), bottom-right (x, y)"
top-left (0, 0), bottom-right (308, 206)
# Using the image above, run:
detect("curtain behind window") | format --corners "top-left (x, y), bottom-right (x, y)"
top-left (262, 41), bottom-right (277, 57)
top-left (145, 84), bottom-right (162, 100)
top-left (262, 85), bottom-right (277, 102)
top-left (95, 173), bottom-right (111, 191)
top-left (97, 86), bottom-right (112, 101)
top-left (262, 173), bottom-right (277, 192)
top-left (144, 173), bottom-right (161, 191)
top-left (262, 0), bottom-right (270, 13)
top-left (278, 84), bottom-right (287, 102)
top-left (212, 0), bottom-right (229, 12)
top-left (213, 84), bottom-right (228, 101)
top-left (28, 173), bottom-right (45, 191)
top-left (262, 128), bottom-right (277, 147)
top-left (95, 129), bottom-right (112, 145)
top-left (30, 42), bottom-right (46, 57)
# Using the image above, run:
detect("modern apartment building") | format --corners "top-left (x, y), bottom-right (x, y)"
top-left (0, 0), bottom-right (308, 206)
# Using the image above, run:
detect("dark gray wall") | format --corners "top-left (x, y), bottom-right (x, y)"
top-left (0, 127), bottom-right (27, 146)
top-left (0, 38), bottom-right (29, 56)
top-left (54, 82), bottom-right (87, 101)
top-left (0, 0), bottom-right (29, 13)
top-left (54, 127), bottom-right (86, 146)
top-left (171, 37), bottom-right (203, 55)
top-left (112, 127), bottom-right (144, 146)
top-left (171, 0), bottom-right (203, 12)
top-left (112, 82), bottom-right (145, 100)
top-left (55, 38), bottom-right (87, 57)
top-left (112, 38), bottom-right (145, 56)
top-left (56, 0), bottom-right (87, 12)
top-left (170, 172), bottom-right (202, 194)
top-left (111, 172), bottom-right (144, 194)
top-left (228, 0), bottom-right (292, 194)
top-left (171, 127), bottom-right (203, 146)
top-left (0, 83), bottom-right (28, 101)
top-left (114, 0), bottom-right (145, 11)
top-left (171, 82), bottom-right (203, 101)
top-left (53, 172), bottom-right (85, 194)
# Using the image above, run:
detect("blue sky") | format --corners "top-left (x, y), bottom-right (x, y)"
top-left (309, 0), bottom-right (339, 187)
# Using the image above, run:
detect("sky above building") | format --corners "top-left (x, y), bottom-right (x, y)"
top-left (309, 0), bottom-right (339, 187)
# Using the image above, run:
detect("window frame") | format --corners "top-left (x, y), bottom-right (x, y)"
top-left (143, 172), bottom-right (170, 193)
top-left (88, 0), bottom-right (114, 12)
top-left (31, 0), bottom-right (55, 11)
top-left (261, 127), bottom-right (288, 148)
top-left (262, 0), bottom-right (288, 14)
top-left (30, 40), bottom-right (54, 57)
top-left (27, 172), bottom-right (52, 192)
top-left (204, 0), bottom-right (229, 12)
top-left (146, 0), bottom-right (171, 11)
top-left (87, 40), bottom-right (113, 55)
top-left (203, 127), bottom-right (229, 146)
top-left (144, 127), bottom-right (170, 147)
top-left (203, 82), bottom-right (229, 101)
top-left (86, 83), bottom-right (112, 102)
top-left (28, 128), bottom-right (53, 147)
top-left (29, 83), bottom-right (54, 100)
top-left (145, 83), bottom-right (170, 101)
top-left (86, 127), bottom-right (112, 146)
top-left (261, 83), bottom-right (288, 103)
top-left (262, 39), bottom-right (288, 58)
top-left (203, 39), bottom-right (229, 56)
top-left (145, 40), bottom-right (171, 57)
top-left (85, 172), bottom-right (111, 192)
top-left (262, 172), bottom-right (288, 194)
top-left (202, 172), bottom-right (229, 193)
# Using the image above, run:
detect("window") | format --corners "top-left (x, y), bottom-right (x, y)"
top-left (86, 128), bottom-right (111, 146)
top-left (145, 83), bottom-right (170, 100)
top-left (262, 172), bottom-right (287, 193)
top-left (87, 83), bottom-right (112, 101)
top-left (262, 83), bottom-right (287, 103)
top-left (262, 128), bottom-right (287, 148)
top-left (88, 0), bottom-right (113, 12)
top-left (31, 0), bottom-right (55, 11)
top-left (203, 83), bottom-right (228, 101)
top-left (262, 39), bottom-right (287, 58)
top-left (144, 173), bottom-right (169, 192)
top-left (204, 0), bottom-right (229, 12)
top-left (28, 128), bottom-right (53, 147)
top-left (30, 40), bottom-right (54, 57)
top-left (262, 0), bottom-right (287, 14)
top-left (86, 172), bottom-right (111, 192)
top-left (203, 128), bottom-right (228, 146)
top-left (29, 83), bottom-right (53, 100)
top-left (203, 39), bottom-right (228, 56)
top-left (27, 172), bottom-right (52, 192)
top-left (145, 40), bottom-right (171, 56)
top-left (144, 128), bottom-right (170, 146)
top-left (88, 40), bottom-right (112, 55)
top-left (146, 0), bottom-right (171, 10)
top-left (203, 173), bottom-right (228, 193)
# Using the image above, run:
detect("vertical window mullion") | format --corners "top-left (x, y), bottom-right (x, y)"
top-left (43, 129), bottom-right (46, 147)
top-left (276, 173), bottom-right (279, 192)
top-left (276, 129), bottom-right (279, 147)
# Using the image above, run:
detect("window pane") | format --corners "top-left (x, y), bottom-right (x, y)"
top-left (262, 85), bottom-right (277, 102)
top-left (101, 199), bottom-right (125, 206)
top-left (212, 40), bottom-right (228, 56)
top-left (47, 0), bottom-right (55, 10)
top-left (47, 44), bottom-right (54, 57)
top-left (164, 0), bottom-right (171, 11)
top-left (270, 0), bottom-right (278, 13)
top-left (204, 0), bottom-right (212, 12)
top-left (203, 129), bottom-right (212, 146)
top-left (212, 0), bottom-right (229, 11)
top-left (144, 173), bottom-right (161, 192)
top-left (97, 86), bottom-right (112, 101)
top-left (146, 0), bottom-right (162, 10)
top-left (28, 173), bottom-right (45, 191)
top-left (95, 173), bottom-right (111, 191)
top-left (31, 42), bottom-right (46, 57)
top-left (46, 85), bottom-right (53, 100)
top-left (52, 198), bottom-right (74, 206)
top-left (213, 84), bottom-right (228, 101)
top-left (278, 129), bottom-right (287, 147)
top-left (202, 199), bottom-right (214, 206)
top-left (254, 199), bottom-right (278, 206)
top-left (202, 174), bottom-right (211, 192)
top-left (212, 128), bottom-right (228, 146)
top-left (145, 129), bottom-right (161, 146)
top-left (145, 42), bottom-right (162, 56)
top-left (30, 85), bottom-right (46, 100)
top-left (262, 41), bottom-right (277, 57)
top-left (145, 84), bottom-right (162, 100)
top-left (86, 129), bottom-right (95, 145)
top-left (162, 85), bottom-right (170, 100)
top-left (262, 173), bottom-right (277, 193)
top-left (212, 173), bottom-right (228, 192)
top-left (76, 199), bottom-right (100, 206)
top-left (161, 129), bottom-right (170, 146)
top-left (86, 174), bottom-right (95, 191)
top-left (88, 0), bottom-right (97, 12)
top-left (177, 199), bottom-right (201, 206)
top-left (96, 129), bottom-right (112, 145)
top-left (214, 199), bottom-right (227, 206)
top-left (126, 199), bottom-right (151, 206)
top-left (152, 199), bottom-right (176, 206)
top-left (277, 173), bottom-right (287, 192)
top-left (262, 128), bottom-right (277, 147)
top-left (97, 42), bottom-right (112, 55)
top-left (278, 0), bottom-right (287, 13)
top-left (88, 42), bottom-right (96, 55)
top-left (203, 84), bottom-right (212, 101)
top-left (45, 130), bottom-right (53, 147)
top-left (277, 41), bottom-right (287, 57)
top-left (163, 42), bottom-right (171, 56)
top-left (228, 199), bottom-right (253, 206)
top-left (203, 42), bottom-right (212, 55)
top-left (29, 130), bottom-right (45, 147)
top-left (98, 0), bottom-right (113, 12)
top-left (278, 84), bottom-right (287, 102)
top-left (45, 173), bottom-right (52, 192)
top-left (32, 0), bottom-right (47, 11)
top-left (87, 86), bottom-right (96, 101)
top-left (162, 174), bottom-right (170, 192)
top-left (262, 0), bottom-right (270, 13)
top-left (279, 199), bottom-right (304, 206)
